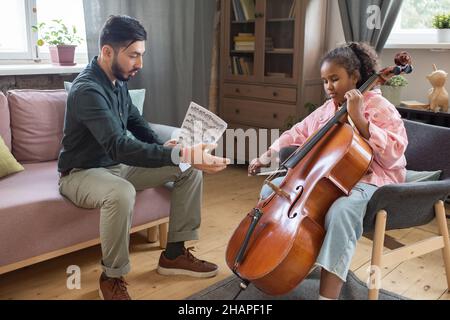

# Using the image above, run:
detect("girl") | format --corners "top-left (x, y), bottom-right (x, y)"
top-left (248, 42), bottom-right (408, 300)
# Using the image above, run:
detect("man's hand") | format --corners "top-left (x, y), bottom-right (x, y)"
top-left (164, 139), bottom-right (179, 148)
top-left (181, 143), bottom-right (230, 174)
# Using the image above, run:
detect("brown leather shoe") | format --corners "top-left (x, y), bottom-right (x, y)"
top-left (157, 247), bottom-right (218, 278)
top-left (99, 272), bottom-right (131, 300)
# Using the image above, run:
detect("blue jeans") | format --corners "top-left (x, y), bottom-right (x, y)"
top-left (260, 179), bottom-right (377, 282)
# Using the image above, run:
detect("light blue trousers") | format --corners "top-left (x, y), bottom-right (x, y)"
top-left (260, 179), bottom-right (378, 282)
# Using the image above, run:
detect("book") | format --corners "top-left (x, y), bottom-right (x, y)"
top-left (288, 0), bottom-right (297, 18)
top-left (232, 0), bottom-right (246, 21)
top-left (400, 100), bottom-right (430, 110)
top-left (234, 36), bottom-right (256, 41)
top-left (240, 0), bottom-right (256, 20)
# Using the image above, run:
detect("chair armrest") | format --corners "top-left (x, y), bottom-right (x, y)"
top-left (148, 122), bottom-right (181, 144)
top-left (363, 179), bottom-right (450, 232)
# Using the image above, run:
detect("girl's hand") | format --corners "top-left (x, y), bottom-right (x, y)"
top-left (344, 89), bottom-right (371, 139)
top-left (345, 89), bottom-right (364, 122)
top-left (248, 151), bottom-right (272, 176)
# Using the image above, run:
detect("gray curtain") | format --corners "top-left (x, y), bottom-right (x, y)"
top-left (338, 0), bottom-right (403, 53)
top-left (83, 0), bottom-right (216, 127)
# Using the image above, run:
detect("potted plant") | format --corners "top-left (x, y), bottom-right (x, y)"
top-left (432, 13), bottom-right (450, 43)
top-left (32, 19), bottom-right (83, 66)
top-left (380, 75), bottom-right (408, 106)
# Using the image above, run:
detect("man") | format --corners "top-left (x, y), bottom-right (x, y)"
top-left (58, 15), bottom-right (229, 300)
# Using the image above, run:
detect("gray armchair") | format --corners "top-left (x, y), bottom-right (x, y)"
top-left (362, 120), bottom-right (450, 299)
top-left (279, 120), bottom-right (450, 300)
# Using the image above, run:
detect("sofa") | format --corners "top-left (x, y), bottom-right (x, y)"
top-left (0, 89), bottom-right (176, 275)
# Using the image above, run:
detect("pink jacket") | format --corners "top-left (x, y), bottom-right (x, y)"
top-left (270, 90), bottom-right (408, 187)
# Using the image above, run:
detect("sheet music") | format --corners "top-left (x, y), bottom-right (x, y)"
top-left (176, 102), bottom-right (228, 147)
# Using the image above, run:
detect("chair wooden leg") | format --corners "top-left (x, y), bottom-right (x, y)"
top-left (147, 226), bottom-right (159, 243)
top-left (435, 200), bottom-right (450, 292)
top-left (368, 210), bottom-right (387, 300)
top-left (159, 222), bottom-right (168, 249)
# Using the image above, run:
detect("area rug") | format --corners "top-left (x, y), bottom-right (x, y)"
top-left (188, 268), bottom-right (408, 300)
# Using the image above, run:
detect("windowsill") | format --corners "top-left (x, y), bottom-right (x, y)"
top-left (0, 62), bottom-right (87, 76)
top-left (384, 43), bottom-right (450, 50)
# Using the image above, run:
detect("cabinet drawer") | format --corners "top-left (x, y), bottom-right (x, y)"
top-left (223, 83), bottom-right (297, 103)
top-left (222, 98), bottom-right (295, 129)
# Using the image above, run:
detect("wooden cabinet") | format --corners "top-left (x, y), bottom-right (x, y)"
top-left (219, 0), bottom-right (328, 162)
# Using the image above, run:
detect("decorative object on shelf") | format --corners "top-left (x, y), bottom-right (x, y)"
top-left (432, 13), bottom-right (450, 43)
top-left (32, 19), bottom-right (83, 66)
top-left (380, 75), bottom-right (408, 106)
top-left (400, 100), bottom-right (429, 111)
top-left (427, 64), bottom-right (449, 113)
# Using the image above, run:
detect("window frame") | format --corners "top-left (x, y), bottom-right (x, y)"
top-left (0, 0), bottom-right (88, 62)
top-left (0, 0), bottom-right (37, 60)
top-left (385, 1), bottom-right (450, 49)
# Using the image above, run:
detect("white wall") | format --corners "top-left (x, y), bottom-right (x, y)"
top-left (325, 0), bottom-right (450, 103)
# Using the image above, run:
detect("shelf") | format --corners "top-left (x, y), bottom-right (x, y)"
top-left (0, 63), bottom-right (86, 76)
top-left (231, 20), bottom-right (255, 24)
top-left (230, 50), bottom-right (255, 54)
top-left (266, 49), bottom-right (294, 54)
top-left (266, 18), bottom-right (295, 22)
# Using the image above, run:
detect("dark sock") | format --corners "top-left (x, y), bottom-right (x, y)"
top-left (164, 241), bottom-right (185, 260)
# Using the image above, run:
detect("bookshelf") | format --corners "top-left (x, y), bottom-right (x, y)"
top-left (219, 0), bottom-right (328, 162)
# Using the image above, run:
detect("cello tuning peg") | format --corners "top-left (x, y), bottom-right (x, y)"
top-left (392, 64), bottom-right (413, 75)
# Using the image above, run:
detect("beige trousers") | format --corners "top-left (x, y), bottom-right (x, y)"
top-left (59, 164), bottom-right (203, 277)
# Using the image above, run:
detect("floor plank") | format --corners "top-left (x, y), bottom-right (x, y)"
top-left (0, 166), bottom-right (448, 300)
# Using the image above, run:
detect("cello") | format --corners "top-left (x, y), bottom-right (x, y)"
top-left (226, 52), bottom-right (413, 296)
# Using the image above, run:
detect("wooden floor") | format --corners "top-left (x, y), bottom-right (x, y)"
top-left (0, 165), bottom-right (449, 300)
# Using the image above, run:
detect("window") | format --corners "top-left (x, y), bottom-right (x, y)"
top-left (0, 0), bottom-right (87, 61)
top-left (386, 0), bottom-right (450, 47)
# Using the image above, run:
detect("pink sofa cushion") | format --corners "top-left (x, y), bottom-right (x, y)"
top-left (8, 89), bottom-right (67, 163)
top-left (0, 161), bottom-right (171, 267)
top-left (0, 92), bottom-right (11, 151)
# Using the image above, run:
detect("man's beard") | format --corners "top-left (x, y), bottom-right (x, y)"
top-left (111, 55), bottom-right (138, 82)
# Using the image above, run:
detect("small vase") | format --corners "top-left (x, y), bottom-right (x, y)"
top-left (380, 86), bottom-right (402, 106)
top-left (436, 29), bottom-right (450, 43)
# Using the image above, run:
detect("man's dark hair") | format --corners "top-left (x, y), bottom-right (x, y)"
top-left (99, 15), bottom-right (147, 50)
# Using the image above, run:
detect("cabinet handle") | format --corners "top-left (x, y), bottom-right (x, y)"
top-left (235, 109), bottom-right (240, 114)
top-left (235, 88), bottom-right (240, 94)
top-left (272, 91), bottom-right (278, 97)
top-left (255, 12), bottom-right (264, 18)
top-left (273, 114), bottom-right (278, 119)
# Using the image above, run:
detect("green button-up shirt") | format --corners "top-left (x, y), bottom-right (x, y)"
top-left (58, 57), bottom-right (178, 172)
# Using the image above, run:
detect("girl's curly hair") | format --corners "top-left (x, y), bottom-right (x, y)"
top-left (320, 42), bottom-right (380, 88)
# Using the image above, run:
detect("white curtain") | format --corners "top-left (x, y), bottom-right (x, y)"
top-left (83, 0), bottom-right (216, 126)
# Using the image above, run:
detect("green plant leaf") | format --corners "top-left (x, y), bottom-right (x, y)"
top-left (30, 19), bottom-right (84, 46)
top-left (385, 75), bottom-right (409, 87)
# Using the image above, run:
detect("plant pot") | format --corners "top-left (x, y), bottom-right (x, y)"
top-left (49, 45), bottom-right (77, 66)
top-left (436, 29), bottom-right (450, 43)
top-left (380, 85), bottom-right (403, 106)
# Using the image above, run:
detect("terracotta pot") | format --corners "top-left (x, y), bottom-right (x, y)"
top-left (49, 45), bottom-right (77, 66)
